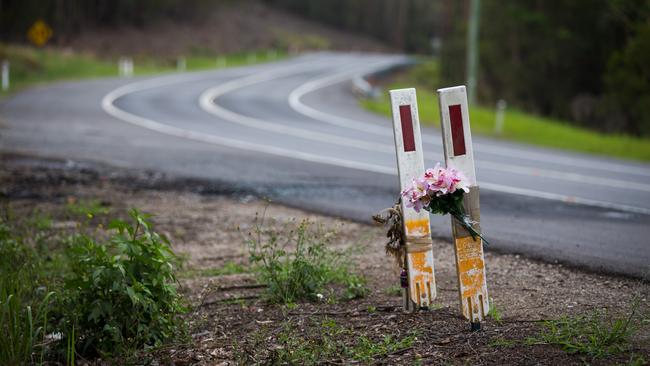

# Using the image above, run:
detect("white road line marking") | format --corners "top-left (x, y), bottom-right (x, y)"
top-left (199, 59), bottom-right (396, 154)
top-left (287, 65), bottom-right (650, 179)
top-left (100, 56), bottom-right (650, 215)
top-left (480, 182), bottom-right (650, 215)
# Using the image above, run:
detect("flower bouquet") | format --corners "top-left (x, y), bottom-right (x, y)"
top-left (401, 163), bottom-right (489, 245)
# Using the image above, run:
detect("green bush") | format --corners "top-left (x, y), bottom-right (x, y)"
top-left (63, 209), bottom-right (186, 357)
top-left (246, 216), bottom-right (367, 304)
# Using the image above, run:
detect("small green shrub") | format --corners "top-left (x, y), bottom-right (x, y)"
top-left (63, 209), bottom-right (185, 357)
top-left (245, 215), bottom-right (367, 304)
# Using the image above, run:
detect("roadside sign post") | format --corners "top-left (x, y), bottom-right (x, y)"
top-left (1, 60), bottom-right (9, 91)
top-left (390, 88), bottom-right (437, 311)
top-left (27, 20), bottom-right (53, 47)
top-left (437, 85), bottom-right (489, 330)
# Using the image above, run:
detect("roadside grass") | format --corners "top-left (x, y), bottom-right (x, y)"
top-left (244, 212), bottom-right (368, 304)
top-left (234, 318), bottom-right (417, 364)
top-left (361, 59), bottom-right (650, 162)
top-left (0, 43), bottom-right (286, 95)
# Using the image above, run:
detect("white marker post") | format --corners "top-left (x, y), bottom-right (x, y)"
top-left (177, 57), bottom-right (186, 72)
top-left (437, 85), bottom-right (489, 330)
top-left (2, 60), bottom-right (9, 91)
top-left (494, 99), bottom-right (507, 135)
top-left (119, 57), bottom-right (133, 78)
top-left (390, 88), bottom-right (437, 311)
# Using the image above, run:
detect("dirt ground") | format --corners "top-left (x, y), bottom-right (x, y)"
top-left (1, 153), bottom-right (649, 365)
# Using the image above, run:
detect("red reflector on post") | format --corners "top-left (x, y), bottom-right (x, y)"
top-left (399, 105), bottom-right (416, 152)
top-left (449, 104), bottom-right (466, 156)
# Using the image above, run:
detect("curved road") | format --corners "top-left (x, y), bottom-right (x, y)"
top-left (1, 53), bottom-right (649, 277)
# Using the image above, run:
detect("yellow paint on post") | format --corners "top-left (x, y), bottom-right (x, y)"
top-left (405, 219), bottom-right (435, 307)
top-left (405, 219), bottom-right (430, 236)
top-left (454, 236), bottom-right (489, 321)
top-left (408, 251), bottom-right (434, 307)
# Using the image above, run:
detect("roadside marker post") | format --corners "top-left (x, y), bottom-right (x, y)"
top-left (119, 57), bottom-right (133, 77)
top-left (389, 88), bottom-right (437, 311)
top-left (177, 57), bottom-right (186, 72)
top-left (494, 99), bottom-right (507, 135)
top-left (437, 85), bottom-right (489, 329)
top-left (1, 60), bottom-right (9, 91)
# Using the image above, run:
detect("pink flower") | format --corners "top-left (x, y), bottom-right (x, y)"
top-left (401, 163), bottom-right (469, 212)
top-left (401, 177), bottom-right (430, 212)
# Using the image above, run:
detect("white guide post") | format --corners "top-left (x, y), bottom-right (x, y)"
top-left (437, 85), bottom-right (489, 325)
top-left (119, 57), bottom-right (133, 78)
top-left (177, 57), bottom-right (186, 72)
top-left (494, 99), bottom-right (507, 135)
top-left (390, 88), bottom-right (437, 311)
top-left (2, 60), bottom-right (9, 91)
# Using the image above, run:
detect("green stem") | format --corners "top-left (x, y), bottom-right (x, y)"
top-left (450, 211), bottom-right (490, 246)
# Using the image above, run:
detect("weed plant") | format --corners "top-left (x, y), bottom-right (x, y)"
top-left (529, 307), bottom-right (640, 358)
top-left (487, 299), bottom-right (503, 325)
top-left (245, 213), bottom-right (367, 304)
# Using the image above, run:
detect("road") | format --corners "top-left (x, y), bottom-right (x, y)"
top-left (1, 52), bottom-right (649, 277)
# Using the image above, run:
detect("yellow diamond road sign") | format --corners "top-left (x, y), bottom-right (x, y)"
top-left (27, 20), bottom-right (53, 47)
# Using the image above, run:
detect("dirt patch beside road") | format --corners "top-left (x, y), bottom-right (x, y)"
top-left (1, 153), bottom-right (648, 365)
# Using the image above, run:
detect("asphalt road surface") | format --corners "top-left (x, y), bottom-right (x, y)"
top-left (2, 53), bottom-right (649, 277)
